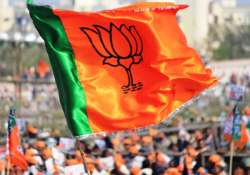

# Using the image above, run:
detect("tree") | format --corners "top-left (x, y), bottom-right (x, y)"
top-left (0, 41), bottom-right (48, 77)
top-left (207, 24), bottom-right (250, 60)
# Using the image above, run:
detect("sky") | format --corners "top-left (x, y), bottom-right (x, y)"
top-left (237, 0), bottom-right (250, 5)
top-left (8, 0), bottom-right (250, 9)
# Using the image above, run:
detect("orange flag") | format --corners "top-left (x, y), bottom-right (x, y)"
top-left (6, 109), bottom-right (28, 171)
top-left (37, 59), bottom-right (49, 78)
top-left (28, 2), bottom-right (218, 138)
top-left (224, 104), bottom-right (249, 150)
top-left (234, 123), bottom-right (248, 150)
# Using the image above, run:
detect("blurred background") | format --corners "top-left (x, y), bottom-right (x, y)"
top-left (1, 0), bottom-right (249, 132)
top-left (0, 0), bottom-right (250, 174)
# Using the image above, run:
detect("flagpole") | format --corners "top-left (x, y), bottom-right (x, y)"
top-left (229, 103), bottom-right (236, 175)
top-left (77, 140), bottom-right (91, 175)
top-left (6, 158), bottom-right (10, 175)
top-left (229, 141), bottom-right (234, 175)
top-left (6, 109), bottom-right (10, 175)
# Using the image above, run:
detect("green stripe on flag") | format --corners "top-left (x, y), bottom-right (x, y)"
top-left (27, 3), bottom-right (93, 136)
top-left (27, 0), bottom-right (33, 4)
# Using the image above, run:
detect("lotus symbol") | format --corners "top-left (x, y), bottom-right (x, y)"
top-left (80, 23), bottom-right (143, 94)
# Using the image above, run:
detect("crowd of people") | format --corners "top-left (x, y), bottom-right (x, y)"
top-left (0, 82), bottom-right (60, 116)
top-left (0, 69), bottom-right (249, 175)
top-left (0, 67), bottom-right (249, 115)
top-left (0, 0), bottom-right (249, 174)
top-left (0, 107), bottom-right (250, 175)
top-left (0, 61), bottom-right (60, 115)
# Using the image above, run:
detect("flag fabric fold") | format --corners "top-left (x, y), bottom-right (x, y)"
top-left (27, 1), bottom-right (218, 138)
top-left (6, 109), bottom-right (28, 171)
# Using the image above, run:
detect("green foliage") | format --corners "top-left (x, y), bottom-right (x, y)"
top-left (0, 42), bottom-right (49, 77)
top-left (208, 24), bottom-right (250, 60)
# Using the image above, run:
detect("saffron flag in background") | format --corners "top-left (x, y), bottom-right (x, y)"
top-left (37, 59), bottom-right (49, 78)
top-left (27, 0), bottom-right (217, 138)
top-left (6, 109), bottom-right (28, 170)
top-left (223, 112), bottom-right (233, 142)
top-left (232, 105), bottom-right (248, 149)
top-left (223, 105), bottom-right (248, 150)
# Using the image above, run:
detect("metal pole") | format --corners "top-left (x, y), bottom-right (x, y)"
top-left (229, 141), bottom-right (234, 175)
top-left (6, 159), bottom-right (10, 175)
top-left (13, 41), bottom-right (22, 115)
top-left (77, 140), bottom-right (91, 175)
top-left (201, 154), bottom-right (205, 167)
top-left (17, 42), bottom-right (22, 115)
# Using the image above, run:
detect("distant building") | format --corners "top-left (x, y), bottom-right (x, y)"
top-left (209, 0), bottom-right (250, 26)
top-left (173, 0), bottom-right (250, 49)
top-left (8, 0), bottom-right (74, 9)
top-left (176, 0), bottom-right (211, 49)
top-left (0, 0), bottom-right (8, 7)
top-left (74, 0), bottom-right (98, 11)
top-left (1, 0), bottom-right (249, 46)
top-left (74, 0), bottom-right (134, 11)
top-left (210, 59), bottom-right (250, 82)
top-left (0, 0), bottom-right (14, 33)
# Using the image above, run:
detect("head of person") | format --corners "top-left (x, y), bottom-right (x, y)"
top-left (197, 167), bottom-right (207, 175)
top-left (164, 168), bottom-right (181, 175)
top-left (233, 165), bottom-right (246, 175)
top-left (41, 148), bottom-right (52, 160)
top-left (208, 154), bottom-right (225, 174)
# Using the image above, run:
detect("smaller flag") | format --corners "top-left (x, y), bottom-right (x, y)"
top-left (232, 105), bottom-right (242, 141)
top-left (228, 84), bottom-right (244, 102)
top-left (243, 107), bottom-right (250, 149)
top-left (223, 113), bottom-right (233, 142)
top-left (6, 108), bottom-right (28, 171)
top-left (223, 104), bottom-right (248, 150)
top-left (232, 105), bottom-right (248, 149)
top-left (37, 59), bottom-right (49, 78)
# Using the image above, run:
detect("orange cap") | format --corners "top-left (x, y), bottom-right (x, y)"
top-left (185, 155), bottom-right (193, 170)
top-left (129, 145), bottom-right (139, 155)
top-left (244, 107), bottom-right (250, 116)
top-left (66, 159), bottom-right (79, 166)
top-left (131, 166), bottom-right (140, 175)
top-left (114, 153), bottom-right (125, 167)
top-left (124, 138), bottom-right (132, 145)
top-left (0, 160), bottom-right (5, 171)
top-left (149, 128), bottom-right (158, 137)
top-left (42, 148), bottom-right (52, 160)
top-left (112, 138), bottom-right (120, 146)
top-left (142, 136), bottom-right (152, 144)
top-left (25, 148), bottom-right (36, 156)
top-left (198, 167), bottom-right (206, 174)
top-left (27, 124), bottom-right (38, 135)
top-left (25, 155), bottom-right (38, 165)
top-left (35, 141), bottom-right (46, 150)
top-left (187, 147), bottom-right (198, 158)
top-left (164, 168), bottom-right (181, 175)
top-left (209, 154), bottom-right (221, 164)
top-left (86, 157), bottom-right (95, 164)
top-left (209, 154), bottom-right (225, 167)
